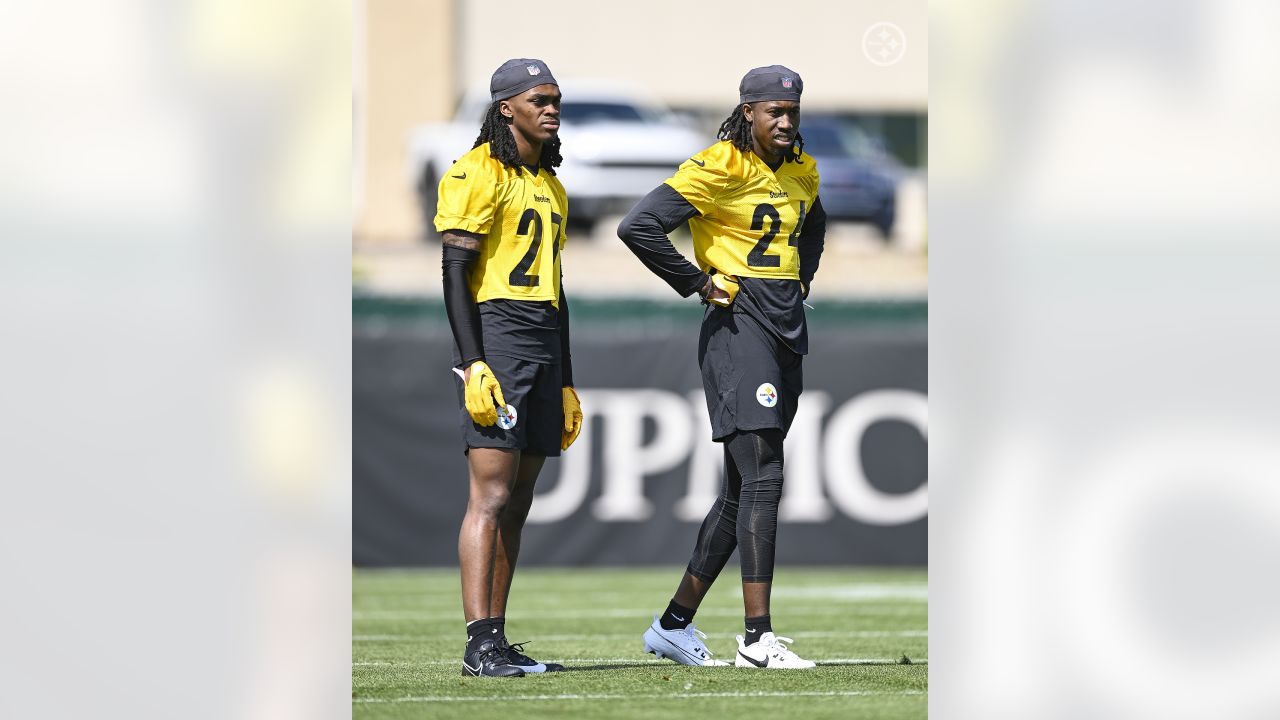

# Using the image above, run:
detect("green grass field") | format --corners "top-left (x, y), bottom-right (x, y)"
top-left (353, 567), bottom-right (927, 719)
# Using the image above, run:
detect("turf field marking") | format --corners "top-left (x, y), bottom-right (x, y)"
top-left (763, 585), bottom-right (928, 600)
top-left (353, 657), bottom-right (927, 667)
top-left (353, 629), bottom-right (926, 642)
top-left (353, 605), bottom-right (921, 621)
top-left (354, 584), bottom-right (927, 609)
top-left (357, 583), bottom-right (925, 598)
top-left (353, 689), bottom-right (926, 704)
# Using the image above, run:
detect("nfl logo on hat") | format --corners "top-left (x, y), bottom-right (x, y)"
top-left (527, 64), bottom-right (540, 75)
top-left (781, 76), bottom-right (793, 88)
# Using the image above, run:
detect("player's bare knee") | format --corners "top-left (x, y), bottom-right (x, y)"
top-left (468, 486), bottom-right (510, 518)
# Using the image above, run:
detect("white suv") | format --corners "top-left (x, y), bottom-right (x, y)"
top-left (409, 80), bottom-right (706, 236)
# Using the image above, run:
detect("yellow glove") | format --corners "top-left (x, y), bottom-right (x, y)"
top-left (561, 386), bottom-right (583, 450)
top-left (463, 361), bottom-right (506, 427)
top-left (707, 273), bottom-right (739, 308)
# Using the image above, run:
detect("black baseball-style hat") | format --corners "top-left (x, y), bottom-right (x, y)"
top-left (738, 65), bottom-right (803, 104)
top-left (490, 58), bottom-right (559, 102)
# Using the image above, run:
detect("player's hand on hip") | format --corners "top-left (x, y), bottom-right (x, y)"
top-left (702, 272), bottom-right (739, 308)
top-left (463, 360), bottom-right (506, 426)
top-left (561, 386), bottom-right (583, 450)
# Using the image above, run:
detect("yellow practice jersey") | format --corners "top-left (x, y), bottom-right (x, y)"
top-left (665, 140), bottom-right (820, 280)
top-left (434, 143), bottom-right (568, 306)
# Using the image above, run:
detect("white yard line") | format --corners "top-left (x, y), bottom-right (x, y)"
top-left (354, 689), bottom-right (926, 704)
top-left (353, 605), bottom-right (923, 621)
top-left (764, 585), bottom-right (929, 600)
top-left (354, 585), bottom-right (927, 609)
top-left (354, 629), bottom-right (926, 642)
top-left (356, 583), bottom-right (926, 598)
top-left (354, 657), bottom-right (927, 667)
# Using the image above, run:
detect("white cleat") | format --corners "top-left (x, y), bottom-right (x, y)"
top-left (734, 632), bottom-right (817, 669)
top-left (642, 616), bottom-right (729, 666)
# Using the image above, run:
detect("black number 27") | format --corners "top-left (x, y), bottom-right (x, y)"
top-left (509, 208), bottom-right (563, 287)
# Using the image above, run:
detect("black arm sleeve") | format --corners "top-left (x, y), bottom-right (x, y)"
top-left (617, 184), bottom-right (708, 297)
top-left (798, 195), bottom-right (828, 291)
top-left (442, 244), bottom-right (484, 368)
top-left (558, 279), bottom-right (574, 387)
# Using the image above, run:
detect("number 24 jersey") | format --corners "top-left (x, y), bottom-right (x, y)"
top-left (434, 143), bottom-right (567, 306)
top-left (665, 140), bottom-right (819, 280)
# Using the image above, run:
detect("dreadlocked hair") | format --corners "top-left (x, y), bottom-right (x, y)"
top-left (716, 104), bottom-right (805, 162)
top-left (473, 102), bottom-right (562, 174)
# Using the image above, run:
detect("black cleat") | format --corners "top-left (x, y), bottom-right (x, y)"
top-left (500, 639), bottom-right (565, 673)
top-left (462, 638), bottom-right (525, 677)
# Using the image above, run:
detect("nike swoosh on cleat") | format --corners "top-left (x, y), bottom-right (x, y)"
top-left (689, 159), bottom-right (705, 167)
top-left (453, 172), bottom-right (467, 179)
top-left (659, 637), bottom-right (705, 664)
top-left (462, 660), bottom-right (480, 674)
top-left (738, 650), bottom-right (768, 668)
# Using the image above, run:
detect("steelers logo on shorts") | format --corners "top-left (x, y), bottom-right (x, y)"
top-left (496, 404), bottom-right (518, 430)
top-left (755, 383), bottom-right (778, 408)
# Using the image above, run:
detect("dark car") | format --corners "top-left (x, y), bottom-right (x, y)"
top-left (800, 117), bottom-right (900, 237)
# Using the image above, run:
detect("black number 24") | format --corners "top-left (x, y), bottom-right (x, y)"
top-left (746, 201), bottom-right (806, 268)
top-left (509, 208), bottom-right (563, 287)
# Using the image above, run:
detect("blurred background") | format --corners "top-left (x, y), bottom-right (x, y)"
top-left (351, 0), bottom-right (928, 569)
top-left (15, 0), bottom-right (1279, 717)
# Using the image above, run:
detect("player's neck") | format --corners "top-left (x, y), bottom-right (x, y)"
top-left (751, 141), bottom-right (784, 171)
top-left (510, 126), bottom-right (543, 167)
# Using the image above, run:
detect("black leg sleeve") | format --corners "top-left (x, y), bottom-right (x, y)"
top-left (617, 184), bottom-right (709, 298)
top-left (725, 429), bottom-right (785, 583)
top-left (686, 443), bottom-right (743, 583)
top-left (441, 244), bottom-right (484, 368)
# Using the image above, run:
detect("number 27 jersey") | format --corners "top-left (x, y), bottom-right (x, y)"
top-left (665, 140), bottom-right (819, 281)
top-left (433, 143), bottom-right (567, 306)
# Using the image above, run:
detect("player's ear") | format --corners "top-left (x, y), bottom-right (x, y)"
top-left (741, 103), bottom-right (754, 124)
top-left (499, 100), bottom-right (514, 119)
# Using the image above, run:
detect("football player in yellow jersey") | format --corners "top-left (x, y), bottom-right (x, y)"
top-left (619, 65), bottom-right (827, 669)
top-left (435, 58), bottom-right (582, 678)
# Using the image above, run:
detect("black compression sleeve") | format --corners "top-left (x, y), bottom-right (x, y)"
top-left (442, 244), bottom-right (484, 367)
top-left (798, 195), bottom-right (828, 290)
top-left (558, 279), bottom-right (573, 387)
top-left (617, 184), bottom-right (708, 297)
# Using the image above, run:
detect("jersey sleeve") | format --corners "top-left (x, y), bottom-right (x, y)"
top-left (663, 154), bottom-right (727, 217)
top-left (616, 184), bottom-right (706, 297)
top-left (433, 154), bottom-right (501, 235)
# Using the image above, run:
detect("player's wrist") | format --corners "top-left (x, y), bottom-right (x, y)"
top-left (696, 275), bottom-right (714, 300)
top-left (461, 358), bottom-right (487, 381)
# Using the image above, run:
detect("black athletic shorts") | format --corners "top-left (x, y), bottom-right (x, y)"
top-left (698, 304), bottom-right (803, 442)
top-left (455, 353), bottom-right (563, 457)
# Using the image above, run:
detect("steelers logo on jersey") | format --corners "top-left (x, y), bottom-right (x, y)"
top-left (664, 140), bottom-right (819, 281)
top-left (433, 143), bottom-right (569, 307)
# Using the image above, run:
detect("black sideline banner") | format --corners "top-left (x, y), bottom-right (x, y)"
top-left (354, 298), bottom-right (926, 566)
